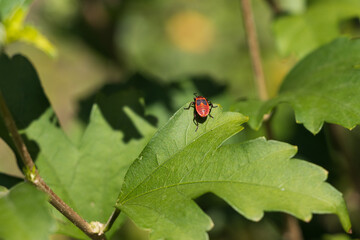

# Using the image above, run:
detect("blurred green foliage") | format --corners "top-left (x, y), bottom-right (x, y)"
top-left (273, 0), bottom-right (360, 58)
top-left (0, 183), bottom-right (56, 240)
top-left (0, 0), bottom-right (360, 239)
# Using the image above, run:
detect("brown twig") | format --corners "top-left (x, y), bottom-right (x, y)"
top-left (239, 1), bottom-right (303, 240)
top-left (282, 215), bottom-right (304, 240)
top-left (0, 91), bottom-right (106, 240)
top-left (240, 0), bottom-right (268, 101)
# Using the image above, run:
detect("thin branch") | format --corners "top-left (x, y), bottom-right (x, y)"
top-left (239, 1), bottom-right (303, 240)
top-left (0, 91), bottom-right (106, 240)
top-left (240, 0), bottom-right (268, 101)
top-left (0, 94), bottom-right (35, 171)
top-left (283, 215), bottom-right (304, 240)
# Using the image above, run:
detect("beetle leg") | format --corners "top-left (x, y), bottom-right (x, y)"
top-left (184, 101), bottom-right (194, 110)
top-left (208, 102), bottom-right (217, 118)
top-left (193, 112), bottom-right (199, 132)
top-left (209, 101), bottom-right (218, 108)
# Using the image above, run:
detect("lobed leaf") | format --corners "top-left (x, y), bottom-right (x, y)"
top-left (0, 182), bottom-right (56, 240)
top-left (232, 38), bottom-right (360, 134)
top-left (116, 105), bottom-right (350, 240)
top-left (25, 96), bottom-right (156, 239)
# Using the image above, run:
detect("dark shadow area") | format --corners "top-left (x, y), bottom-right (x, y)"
top-left (0, 173), bottom-right (23, 189)
top-left (78, 73), bottom-right (181, 124)
top-left (125, 73), bottom-right (181, 112)
top-left (0, 54), bottom-right (50, 130)
top-left (77, 78), bottom-right (162, 142)
top-left (192, 76), bottom-right (227, 98)
top-left (287, 126), bottom-right (335, 182)
top-left (300, 214), bottom-right (349, 240)
top-left (77, 73), bottom-right (227, 142)
top-left (195, 193), bottom-right (282, 240)
top-left (21, 135), bottom-right (40, 165)
top-left (339, 17), bottom-right (360, 37)
top-left (96, 87), bottom-right (157, 142)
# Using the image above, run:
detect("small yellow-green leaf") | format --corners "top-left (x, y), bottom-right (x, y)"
top-left (3, 7), bottom-right (57, 57)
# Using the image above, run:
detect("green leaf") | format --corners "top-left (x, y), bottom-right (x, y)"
top-left (0, 0), bottom-right (31, 20)
top-left (25, 94), bottom-right (156, 238)
top-left (0, 185), bottom-right (7, 197)
top-left (116, 105), bottom-right (350, 239)
top-left (230, 99), bottom-right (268, 130)
top-left (0, 182), bottom-right (56, 240)
top-left (273, 0), bottom-right (360, 57)
top-left (233, 38), bottom-right (360, 134)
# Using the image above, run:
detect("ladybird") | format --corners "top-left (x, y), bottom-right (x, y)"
top-left (184, 93), bottom-right (218, 131)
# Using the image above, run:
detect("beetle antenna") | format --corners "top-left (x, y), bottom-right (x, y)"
top-left (193, 93), bottom-right (198, 97)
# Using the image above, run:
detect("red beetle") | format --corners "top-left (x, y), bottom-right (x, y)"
top-left (184, 93), bottom-right (217, 131)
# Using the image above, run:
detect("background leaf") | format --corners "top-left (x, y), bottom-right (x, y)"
top-left (116, 0), bottom-right (251, 85)
top-left (0, 0), bottom-right (32, 20)
top-left (233, 38), bottom-right (360, 134)
top-left (273, 0), bottom-right (360, 57)
top-left (116, 105), bottom-right (350, 240)
top-left (0, 182), bottom-right (56, 240)
top-left (25, 92), bottom-right (156, 239)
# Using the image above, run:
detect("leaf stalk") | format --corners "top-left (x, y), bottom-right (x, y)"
top-left (103, 208), bottom-right (121, 233)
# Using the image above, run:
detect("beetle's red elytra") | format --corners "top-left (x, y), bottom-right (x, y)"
top-left (184, 93), bottom-right (218, 131)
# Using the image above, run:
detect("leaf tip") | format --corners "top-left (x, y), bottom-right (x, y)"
top-left (293, 145), bottom-right (298, 152)
top-left (348, 125), bottom-right (356, 131)
top-left (348, 228), bottom-right (352, 234)
top-left (209, 219), bottom-right (215, 229)
top-left (304, 214), bottom-right (312, 223)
